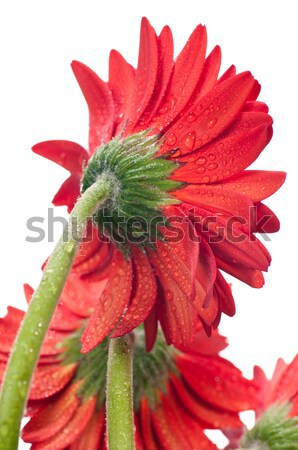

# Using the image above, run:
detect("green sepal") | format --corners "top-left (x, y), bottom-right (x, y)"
top-left (241, 403), bottom-right (298, 450)
top-left (81, 131), bottom-right (182, 251)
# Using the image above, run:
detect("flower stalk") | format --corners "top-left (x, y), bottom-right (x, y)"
top-left (0, 174), bottom-right (112, 450)
top-left (106, 335), bottom-right (135, 450)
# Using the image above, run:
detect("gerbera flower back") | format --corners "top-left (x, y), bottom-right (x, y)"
top-left (32, 17), bottom-right (285, 353)
top-left (0, 301), bottom-right (260, 450)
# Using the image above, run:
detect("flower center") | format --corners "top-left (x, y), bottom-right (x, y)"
top-left (81, 131), bottom-right (181, 252)
top-left (60, 326), bottom-right (178, 410)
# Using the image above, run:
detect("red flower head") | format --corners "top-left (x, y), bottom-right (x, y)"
top-left (32, 18), bottom-right (285, 352)
top-left (0, 298), bottom-right (260, 450)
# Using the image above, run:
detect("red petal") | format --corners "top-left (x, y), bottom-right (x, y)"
top-left (172, 123), bottom-right (273, 184)
top-left (29, 363), bottom-right (77, 400)
top-left (243, 101), bottom-right (269, 113)
top-left (140, 398), bottom-right (158, 450)
top-left (173, 184), bottom-right (254, 223)
top-left (31, 396), bottom-right (97, 450)
top-left (70, 408), bottom-right (105, 450)
top-left (215, 270), bottom-right (235, 316)
top-left (177, 353), bottom-right (260, 411)
top-left (193, 244), bottom-right (219, 327)
top-left (109, 50), bottom-right (135, 132)
top-left (24, 284), bottom-right (82, 331)
top-left (32, 140), bottom-right (88, 175)
top-left (150, 254), bottom-right (197, 347)
top-left (60, 273), bottom-right (105, 318)
top-left (176, 327), bottom-right (228, 356)
top-left (126, 18), bottom-right (158, 130)
top-left (270, 354), bottom-right (298, 404)
top-left (152, 24), bottom-right (207, 132)
top-left (151, 393), bottom-right (190, 449)
top-left (144, 305), bottom-right (158, 352)
top-left (135, 26), bottom-right (174, 131)
top-left (216, 256), bottom-right (265, 288)
top-left (71, 61), bottom-right (114, 152)
top-left (195, 210), bottom-right (271, 271)
top-left (170, 374), bottom-right (241, 428)
top-left (73, 222), bottom-right (103, 267)
top-left (81, 249), bottom-right (133, 353)
top-left (217, 65), bottom-right (236, 83)
top-left (219, 170), bottom-right (286, 202)
top-left (23, 382), bottom-right (81, 442)
top-left (254, 202), bottom-right (280, 233)
top-left (193, 45), bottom-right (221, 99)
top-left (52, 174), bottom-right (81, 212)
top-left (160, 72), bottom-right (255, 156)
top-left (111, 248), bottom-right (156, 337)
top-left (73, 241), bottom-right (112, 277)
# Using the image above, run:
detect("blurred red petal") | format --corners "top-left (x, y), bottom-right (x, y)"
top-left (29, 363), bottom-right (77, 400)
top-left (31, 396), bottom-right (97, 450)
top-left (70, 408), bottom-right (105, 450)
top-left (177, 354), bottom-right (259, 411)
top-left (23, 382), bottom-right (81, 442)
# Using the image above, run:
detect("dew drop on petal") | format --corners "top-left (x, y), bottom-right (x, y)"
top-left (209, 154), bottom-right (216, 161)
top-left (208, 118), bottom-right (218, 128)
top-left (196, 166), bottom-right (206, 174)
top-left (202, 175), bottom-right (210, 183)
top-left (166, 133), bottom-right (177, 146)
top-left (196, 156), bottom-right (207, 166)
top-left (182, 132), bottom-right (196, 152)
top-left (166, 290), bottom-right (174, 301)
top-left (207, 163), bottom-right (218, 171)
top-left (186, 112), bottom-right (197, 123)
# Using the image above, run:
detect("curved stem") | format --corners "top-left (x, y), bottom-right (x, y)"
top-left (106, 335), bottom-right (135, 450)
top-left (0, 175), bottom-right (112, 450)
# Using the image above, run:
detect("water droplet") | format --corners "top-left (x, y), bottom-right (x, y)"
top-left (208, 118), bottom-right (218, 128)
top-left (166, 290), bottom-right (174, 301)
top-left (196, 156), bottom-right (207, 165)
top-left (196, 166), bottom-right (206, 174)
top-left (166, 133), bottom-right (177, 146)
top-left (186, 112), bottom-right (197, 122)
top-left (207, 163), bottom-right (218, 171)
top-left (209, 154), bottom-right (216, 161)
top-left (102, 295), bottom-right (111, 311)
top-left (182, 132), bottom-right (196, 151)
top-left (202, 175), bottom-right (210, 183)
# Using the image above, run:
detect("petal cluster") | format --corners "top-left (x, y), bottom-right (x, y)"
top-left (0, 304), bottom-right (260, 450)
top-left (32, 17), bottom-right (285, 350)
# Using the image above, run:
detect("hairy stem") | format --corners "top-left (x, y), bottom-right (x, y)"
top-left (0, 175), bottom-right (112, 450)
top-left (106, 335), bottom-right (135, 450)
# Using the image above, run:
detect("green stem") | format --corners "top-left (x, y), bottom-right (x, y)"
top-left (106, 335), bottom-right (135, 450)
top-left (0, 175), bottom-right (112, 450)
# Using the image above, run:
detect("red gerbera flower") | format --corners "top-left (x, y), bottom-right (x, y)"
top-left (0, 299), bottom-right (260, 450)
top-left (32, 17), bottom-right (285, 352)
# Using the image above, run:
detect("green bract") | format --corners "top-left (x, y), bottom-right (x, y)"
top-left (241, 403), bottom-right (298, 450)
top-left (60, 326), bottom-right (177, 410)
top-left (81, 131), bottom-right (181, 252)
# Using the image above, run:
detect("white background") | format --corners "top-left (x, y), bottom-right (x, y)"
top-left (0, 1), bottom-right (297, 448)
